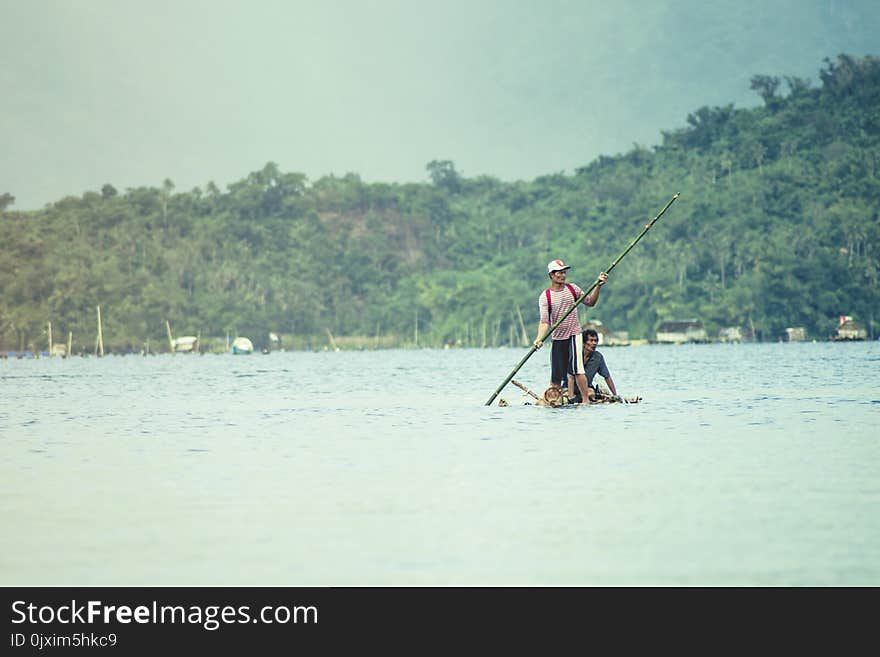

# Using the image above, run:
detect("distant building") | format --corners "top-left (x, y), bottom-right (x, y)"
top-left (583, 319), bottom-right (629, 346)
top-left (785, 327), bottom-right (806, 342)
top-left (718, 326), bottom-right (751, 343)
top-left (171, 336), bottom-right (199, 353)
top-left (835, 315), bottom-right (867, 341)
top-left (655, 319), bottom-right (708, 344)
top-left (604, 330), bottom-right (630, 346)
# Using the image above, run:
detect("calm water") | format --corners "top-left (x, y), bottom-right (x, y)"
top-left (1, 342), bottom-right (878, 585)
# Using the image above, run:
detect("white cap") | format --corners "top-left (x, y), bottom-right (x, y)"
top-left (547, 259), bottom-right (571, 274)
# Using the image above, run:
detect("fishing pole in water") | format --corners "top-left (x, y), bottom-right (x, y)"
top-left (484, 193), bottom-right (681, 407)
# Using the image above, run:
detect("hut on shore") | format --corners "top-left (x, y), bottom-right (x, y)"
top-left (655, 319), bottom-right (707, 344)
top-left (582, 319), bottom-right (630, 346)
top-left (718, 326), bottom-right (754, 343)
top-left (834, 316), bottom-right (867, 341)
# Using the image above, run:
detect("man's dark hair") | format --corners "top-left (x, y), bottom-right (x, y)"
top-left (582, 328), bottom-right (599, 340)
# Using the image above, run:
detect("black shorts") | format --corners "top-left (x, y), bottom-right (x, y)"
top-left (550, 334), bottom-right (585, 385)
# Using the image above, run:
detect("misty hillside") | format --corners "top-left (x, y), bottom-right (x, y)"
top-left (1, 54), bottom-right (878, 352)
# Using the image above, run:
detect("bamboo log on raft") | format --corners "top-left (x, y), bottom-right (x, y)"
top-left (510, 379), bottom-right (540, 400)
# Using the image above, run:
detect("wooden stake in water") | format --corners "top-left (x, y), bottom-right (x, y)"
top-left (325, 327), bottom-right (339, 351)
top-left (515, 305), bottom-right (529, 346)
top-left (484, 193), bottom-right (680, 406)
top-left (48, 321), bottom-right (53, 357)
top-left (96, 306), bottom-right (105, 357)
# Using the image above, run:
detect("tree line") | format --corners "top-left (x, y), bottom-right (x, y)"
top-left (1, 54), bottom-right (878, 352)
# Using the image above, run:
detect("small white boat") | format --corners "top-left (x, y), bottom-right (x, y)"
top-left (231, 337), bottom-right (254, 355)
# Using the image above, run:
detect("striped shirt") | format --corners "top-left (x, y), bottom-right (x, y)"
top-left (538, 284), bottom-right (585, 340)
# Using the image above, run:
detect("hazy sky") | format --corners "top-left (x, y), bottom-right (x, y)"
top-left (2, 0), bottom-right (878, 209)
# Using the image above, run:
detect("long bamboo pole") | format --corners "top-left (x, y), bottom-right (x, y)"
top-left (485, 193), bottom-right (680, 406)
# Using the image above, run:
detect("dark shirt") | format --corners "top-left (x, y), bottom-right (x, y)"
top-left (584, 349), bottom-right (610, 388)
top-left (570, 350), bottom-right (611, 403)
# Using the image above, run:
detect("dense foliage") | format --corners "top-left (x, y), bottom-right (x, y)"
top-left (2, 55), bottom-right (878, 352)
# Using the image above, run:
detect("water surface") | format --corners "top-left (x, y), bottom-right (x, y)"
top-left (2, 341), bottom-right (878, 585)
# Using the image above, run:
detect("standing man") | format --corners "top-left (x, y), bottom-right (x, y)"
top-left (534, 259), bottom-right (608, 405)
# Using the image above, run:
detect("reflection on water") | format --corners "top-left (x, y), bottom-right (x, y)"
top-left (1, 342), bottom-right (879, 585)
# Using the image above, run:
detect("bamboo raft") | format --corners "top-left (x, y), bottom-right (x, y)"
top-left (496, 379), bottom-right (642, 407)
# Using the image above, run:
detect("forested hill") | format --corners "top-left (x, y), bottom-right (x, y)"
top-left (2, 54), bottom-right (878, 352)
